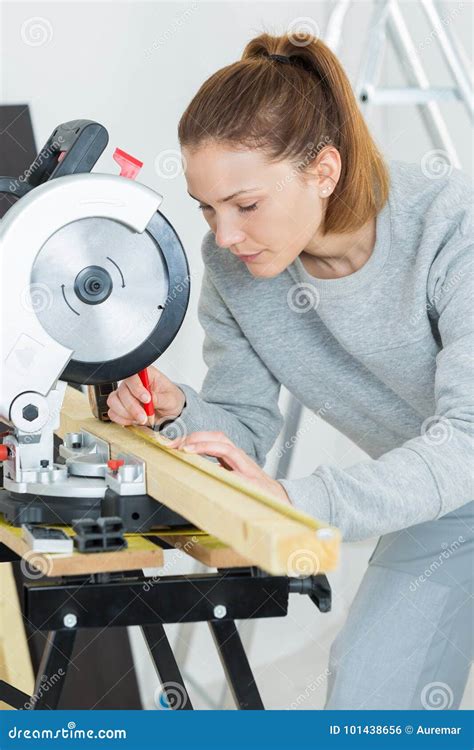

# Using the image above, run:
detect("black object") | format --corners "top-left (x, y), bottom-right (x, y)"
top-left (0, 106), bottom-right (37, 215)
top-left (25, 119), bottom-right (109, 187)
top-left (0, 563), bottom-right (331, 711)
top-left (0, 486), bottom-right (191, 532)
top-left (102, 489), bottom-right (190, 532)
top-left (142, 624), bottom-right (193, 710)
top-left (72, 516), bottom-right (127, 553)
top-left (0, 489), bottom-right (103, 527)
top-left (87, 381), bottom-right (118, 422)
top-left (268, 53), bottom-right (292, 64)
top-left (0, 119), bottom-right (108, 201)
top-left (209, 619), bottom-right (264, 709)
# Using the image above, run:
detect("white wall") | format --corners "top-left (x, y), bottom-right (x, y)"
top-left (2, 0), bottom-right (471, 709)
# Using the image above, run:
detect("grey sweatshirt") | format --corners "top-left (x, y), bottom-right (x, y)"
top-left (160, 160), bottom-right (473, 542)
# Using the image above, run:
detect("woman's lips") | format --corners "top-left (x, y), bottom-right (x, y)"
top-left (237, 250), bottom-right (263, 263)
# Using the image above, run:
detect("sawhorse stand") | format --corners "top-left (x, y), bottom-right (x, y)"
top-left (0, 546), bottom-right (331, 710)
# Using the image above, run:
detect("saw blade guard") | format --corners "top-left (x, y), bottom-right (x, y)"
top-left (0, 172), bottom-right (190, 422)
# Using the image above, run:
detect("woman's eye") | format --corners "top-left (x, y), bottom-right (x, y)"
top-left (197, 202), bottom-right (258, 214)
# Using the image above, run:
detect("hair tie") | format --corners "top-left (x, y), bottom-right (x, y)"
top-left (268, 53), bottom-right (292, 64)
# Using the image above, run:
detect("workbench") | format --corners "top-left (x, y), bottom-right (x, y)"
top-left (0, 388), bottom-right (339, 710)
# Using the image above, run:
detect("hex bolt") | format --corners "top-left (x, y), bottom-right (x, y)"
top-left (213, 604), bottom-right (227, 619)
top-left (22, 404), bottom-right (39, 422)
top-left (63, 613), bottom-right (77, 629)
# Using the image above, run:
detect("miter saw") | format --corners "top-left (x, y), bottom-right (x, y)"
top-left (0, 119), bottom-right (190, 532)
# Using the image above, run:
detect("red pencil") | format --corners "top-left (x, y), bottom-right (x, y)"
top-left (138, 368), bottom-right (155, 429)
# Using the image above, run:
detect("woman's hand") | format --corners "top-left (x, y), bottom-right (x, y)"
top-left (107, 365), bottom-right (186, 426)
top-left (166, 431), bottom-right (292, 505)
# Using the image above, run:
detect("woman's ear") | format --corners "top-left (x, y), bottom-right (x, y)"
top-left (307, 146), bottom-right (341, 195)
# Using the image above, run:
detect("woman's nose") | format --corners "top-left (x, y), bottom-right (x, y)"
top-left (214, 221), bottom-right (246, 249)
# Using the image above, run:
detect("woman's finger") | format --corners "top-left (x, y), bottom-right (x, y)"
top-left (181, 440), bottom-right (249, 473)
top-left (168, 430), bottom-right (233, 447)
top-left (107, 391), bottom-right (138, 421)
top-left (107, 409), bottom-right (135, 426)
top-left (116, 385), bottom-right (149, 424)
top-left (124, 374), bottom-right (153, 404)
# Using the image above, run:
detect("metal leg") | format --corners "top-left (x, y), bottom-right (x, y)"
top-left (209, 619), bottom-right (264, 710)
top-left (387, 0), bottom-right (461, 168)
top-left (141, 624), bottom-right (193, 710)
top-left (355, 0), bottom-right (391, 106)
top-left (325, 0), bottom-right (352, 54)
top-left (422, 0), bottom-right (473, 120)
top-left (31, 630), bottom-right (76, 709)
top-left (0, 680), bottom-right (30, 709)
top-left (274, 395), bottom-right (304, 480)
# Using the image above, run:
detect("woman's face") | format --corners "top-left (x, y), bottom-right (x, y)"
top-left (182, 141), bottom-right (332, 278)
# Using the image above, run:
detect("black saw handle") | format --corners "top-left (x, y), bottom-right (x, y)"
top-left (26, 119), bottom-right (109, 186)
top-left (0, 119), bottom-right (109, 198)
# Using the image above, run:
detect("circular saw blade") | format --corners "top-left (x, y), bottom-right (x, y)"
top-left (32, 216), bottom-right (168, 362)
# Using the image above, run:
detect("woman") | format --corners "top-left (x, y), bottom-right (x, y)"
top-left (107, 33), bottom-right (473, 710)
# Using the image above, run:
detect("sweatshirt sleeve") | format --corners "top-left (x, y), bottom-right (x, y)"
top-left (277, 218), bottom-right (474, 541)
top-left (159, 265), bottom-right (284, 467)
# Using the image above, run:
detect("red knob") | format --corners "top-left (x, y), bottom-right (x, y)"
top-left (107, 459), bottom-right (125, 472)
top-left (0, 445), bottom-right (9, 461)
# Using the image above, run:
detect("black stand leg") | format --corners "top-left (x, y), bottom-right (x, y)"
top-left (209, 620), bottom-right (264, 710)
top-left (141, 624), bottom-right (193, 710)
top-left (0, 680), bottom-right (31, 709)
top-left (30, 630), bottom-right (76, 709)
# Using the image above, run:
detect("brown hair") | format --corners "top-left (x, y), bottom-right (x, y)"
top-left (178, 32), bottom-right (389, 235)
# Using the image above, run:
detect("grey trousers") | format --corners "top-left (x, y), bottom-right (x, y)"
top-left (324, 501), bottom-right (473, 710)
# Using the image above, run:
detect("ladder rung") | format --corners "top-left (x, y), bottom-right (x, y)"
top-left (359, 86), bottom-right (462, 105)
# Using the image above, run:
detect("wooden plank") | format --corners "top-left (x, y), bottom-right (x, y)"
top-left (156, 529), bottom-right (252, 569)
top-left (0, 514), bottom-right (163, 577)
top-left (0, 564), bottom-right (34, 709)
top-left (57, 387), bottom-right (340, 575)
